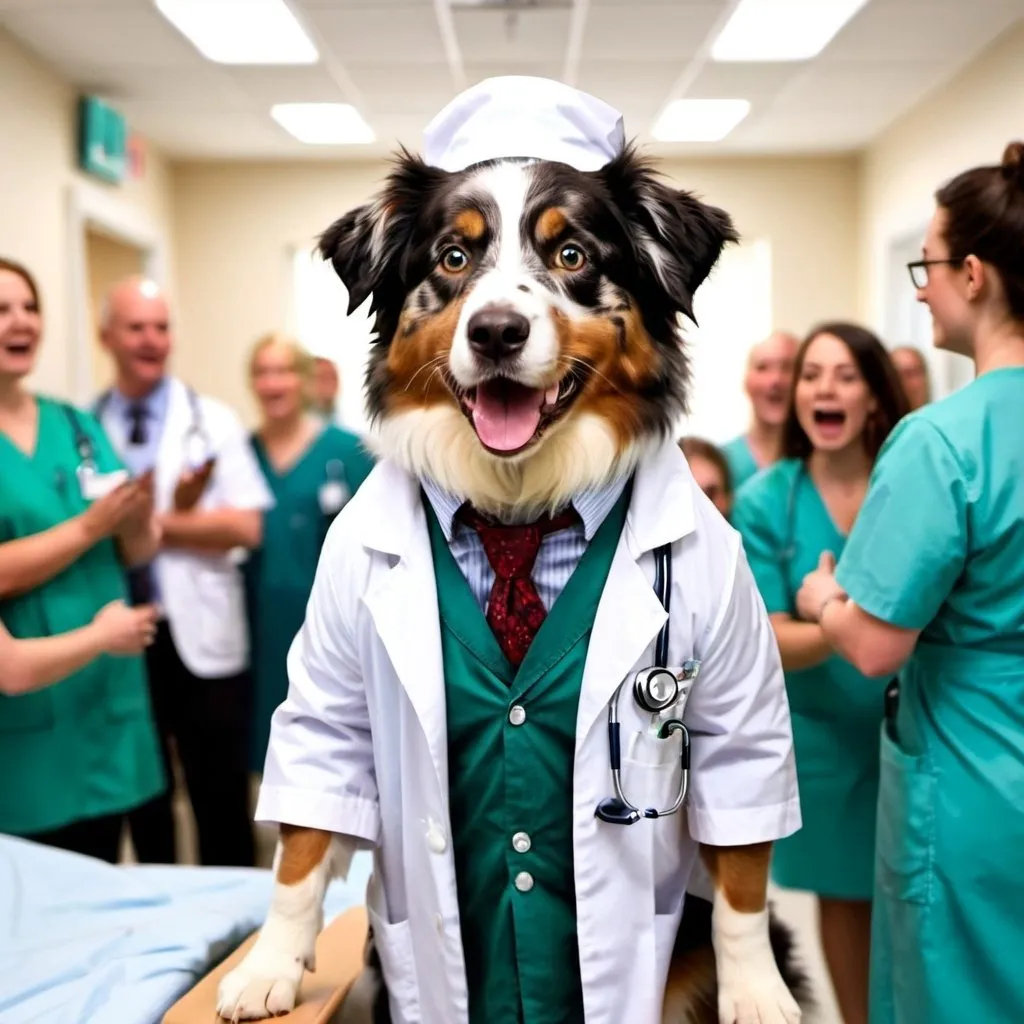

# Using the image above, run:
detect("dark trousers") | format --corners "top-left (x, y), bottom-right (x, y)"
top-left (127, 622), bottom-right (255, 866)
top-left (26, 811), bottom-right (123, 863)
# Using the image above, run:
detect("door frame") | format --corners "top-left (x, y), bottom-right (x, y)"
top-left (66, 180), bottom-right (168, 403)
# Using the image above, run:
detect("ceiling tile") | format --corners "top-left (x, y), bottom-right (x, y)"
top-left (683, 63), bottom-right (802, 104)
top-left (225, 64), bottom-right (347, 106)
top-left (351, 64), bottom-right (456, 115)
top-left (451, 8), bottom-right (571, 62)
top-left (3, 5), bottom-right (200, 67)
top-left (305, 7), bottom-right (447, 65)
top-left (581, 4), bottom-right (721, 61)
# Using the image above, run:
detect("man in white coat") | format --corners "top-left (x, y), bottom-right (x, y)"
top-left (97, 276), bottom-right (273, 866)
top-left (220, 77), bottom-right (802, 1024)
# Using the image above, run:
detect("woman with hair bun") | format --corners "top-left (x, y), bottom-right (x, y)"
top-left (797, 142), bottom-right (1024, 1023)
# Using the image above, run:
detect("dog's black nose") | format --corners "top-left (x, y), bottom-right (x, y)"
top-left (467, 306), bottom-right (530, 361)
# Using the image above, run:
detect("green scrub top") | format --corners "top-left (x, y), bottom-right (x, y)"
top-left (836, 368), bottom-right (1024, 1023)
top-left (244, 424), bottom-right (373, 773)
top-left (721, 433), bottom-right (760, 489)
top-left (0, 396), bottom-right (164, 836)
top-left (734, 458), bottom-right (889, 899)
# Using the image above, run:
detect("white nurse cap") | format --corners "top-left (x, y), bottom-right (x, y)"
top-left (422, 76), bottom-right (625, 173)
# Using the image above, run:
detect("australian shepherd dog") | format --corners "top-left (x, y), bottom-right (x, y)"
top-left (217, 146), bottom-right (809, 1023)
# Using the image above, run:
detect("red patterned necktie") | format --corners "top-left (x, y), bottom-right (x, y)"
top-left (456, 505), bottom-right (581, 667)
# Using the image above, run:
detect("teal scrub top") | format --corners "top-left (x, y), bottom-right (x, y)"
top-left (721, 434), bottom-right (760, 489)
top-left (245, 424), bottom-right (374, 773)
top-left (0, 396), bottom-right (164, 835)
top-left (836, 368), bottom-right (1024, 1023)
top-left (734, 458), bottom-right (888, 899)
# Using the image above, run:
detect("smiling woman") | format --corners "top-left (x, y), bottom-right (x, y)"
top-left (732, 321), bottom-right (909, 1024)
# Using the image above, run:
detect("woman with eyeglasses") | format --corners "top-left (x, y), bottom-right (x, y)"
top-left (797, 142), bottom-right (1024, 1023)
top-left (732, 322), bottom-right (908, 1024)
top-left (678, 436), bottom-right (734, 520)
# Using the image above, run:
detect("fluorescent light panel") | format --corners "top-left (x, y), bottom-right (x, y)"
top-left (712, 0), bottom-right (870, 62)
top-left (271, 103), bottom-right (375, 145)
top-left (154, 0), bottom-right (318, 64)
top-left (652, 99), bottom-right (751, 142)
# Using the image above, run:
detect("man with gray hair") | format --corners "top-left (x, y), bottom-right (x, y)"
top-left (96, 276), bottom-right (273, 866)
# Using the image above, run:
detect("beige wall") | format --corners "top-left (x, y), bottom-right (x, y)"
top-left (0, 28), bottom-right (174, 399)
top-left (860, 18), bottom-right (1024, 329)
top-left (172, 155), bottom-right (860, 423)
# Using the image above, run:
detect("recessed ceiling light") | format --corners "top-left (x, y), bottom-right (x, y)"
top-left (651, 99), bottom-right (751, 143)
top-left (271, 104), bottom-right (375, 145)
top-left (154, 0), bottom-right (318, 64)
top-left (712, 0), bottom-right (870, 62)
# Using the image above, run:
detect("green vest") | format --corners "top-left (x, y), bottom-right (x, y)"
top-left (425, 487), bottom-right (630, 1024)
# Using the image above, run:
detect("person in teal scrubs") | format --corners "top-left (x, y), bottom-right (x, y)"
top-left (796, 142), bottom-right (1024, 1024)
top-left (722, 330), bottom-right (799, 487)
top-left (244, 333), bottom-right (374, 772)
top-left (734, 321), bottom-right (909, 1024)
top-left (0, 257), bottom-right (164, 862)
top-left (679, 436), bottom-right (735, 521)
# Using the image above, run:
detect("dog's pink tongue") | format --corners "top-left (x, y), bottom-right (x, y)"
top-left (471, 379), bottom-right (544, 452)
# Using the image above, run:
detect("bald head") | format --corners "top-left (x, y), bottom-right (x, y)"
top-left (744, 330), bottom-right (799, 427)
top-left (100, 276), bottom-right (173, 396)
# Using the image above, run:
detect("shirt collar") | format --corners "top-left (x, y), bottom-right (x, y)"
top-left (421, 473), bottom-right (629, 544)
top-left (108, 376), bottom-right (170, 420)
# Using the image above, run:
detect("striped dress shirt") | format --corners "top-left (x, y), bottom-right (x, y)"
top-left (420, 476), bottom-right (629, 613)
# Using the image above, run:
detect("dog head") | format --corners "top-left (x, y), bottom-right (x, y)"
top-left (320, 146), bottom-right (737, 519)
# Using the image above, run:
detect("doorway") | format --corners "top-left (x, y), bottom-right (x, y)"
top-left (84, 227), bottom-right (147, 392)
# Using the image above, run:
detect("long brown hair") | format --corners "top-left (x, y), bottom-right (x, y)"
top-left (935, 141), bottom-right (1024, 321)
top-left (0, 258), bottom-right (41, 312)
top-left (782, 322), bottom-right (910, 460)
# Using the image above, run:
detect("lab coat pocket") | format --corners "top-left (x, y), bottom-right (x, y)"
top-left (195, 566), bottom-right (246, 662)
top-left (876, 726), bottom-right (936, 906)
top-left (366, 874), bottom-right (421, 1023)
top-left (0, 690), bottom-right (53, 734)
top-left (623, 728), bottom-right (683, 811)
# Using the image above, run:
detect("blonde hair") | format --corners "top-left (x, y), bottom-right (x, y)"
top-left (248, 332), bottom-right (315, 382)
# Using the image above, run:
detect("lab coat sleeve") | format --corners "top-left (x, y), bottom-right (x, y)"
top-left (732, 475), bottom-right (790, 615)
top-left (254, 527), bottom-right (380, 842)
top-left (684, 538), bottom-right (801, 847)
top-left (836, 416), bottom-right (969, 630)
top-left (207, 403), bottom-right (275, 512)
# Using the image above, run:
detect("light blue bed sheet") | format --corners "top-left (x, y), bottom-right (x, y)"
top-left (0, 835), bottom-right (373, 1024)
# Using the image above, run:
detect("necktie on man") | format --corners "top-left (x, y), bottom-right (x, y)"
top-left (127, 402), bottom-right (147, 446)
top-left (457, 505), bottom-right (581, 667)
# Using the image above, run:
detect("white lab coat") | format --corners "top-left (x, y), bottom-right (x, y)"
top-left (99, 377), bottom-right (273, 678)
top-left (256, 438), bottom-right (800, 1024)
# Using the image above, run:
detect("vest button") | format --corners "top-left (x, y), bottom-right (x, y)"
top-left (514, 871), bottom-right (534, 893)
top-left (509, 704), bottom-right (526, 726)
top-left (512, 831), bottom-right (531, 854)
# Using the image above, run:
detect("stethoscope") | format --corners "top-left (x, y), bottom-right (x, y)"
top-left (93, 386), bottom-right (214, 469)
top-left (595, 543), bottom-right (698, 826)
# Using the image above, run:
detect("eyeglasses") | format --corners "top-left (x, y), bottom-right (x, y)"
top-left (906, 258), bottom-right (964, 289)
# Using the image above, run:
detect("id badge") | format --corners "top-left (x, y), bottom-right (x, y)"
top-left (79, 467), bottom-right (129, 501)
top-left (318, 479), bottom-right (350, 515)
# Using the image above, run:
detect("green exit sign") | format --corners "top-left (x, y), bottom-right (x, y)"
top-left (78, 95), bottom-right (127, 185)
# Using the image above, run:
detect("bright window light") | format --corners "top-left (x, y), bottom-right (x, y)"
top-left (651, 99), bottom-right (751, 142)
top-left (154, 0), bottom-right (318, 64)
top-left (712, 0), bottom-right (870, 62)
top-left (271, 103), bottom-right (375, 145)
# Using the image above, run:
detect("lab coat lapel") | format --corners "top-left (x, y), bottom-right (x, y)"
top-left (154, 378), bottom-right (187, 510)
top-left (576, 440), bottom-right (697, 742)
top-left (361, 465), bottom-right (449, 795)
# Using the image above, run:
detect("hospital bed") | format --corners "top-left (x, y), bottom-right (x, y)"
top-left (0, 834), bottom-right (372, 1024)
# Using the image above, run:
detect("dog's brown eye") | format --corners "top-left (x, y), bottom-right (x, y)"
top-left (557, 245), bottom-right (586, 271)
top-left (440, 247), bottom-right (469, 273)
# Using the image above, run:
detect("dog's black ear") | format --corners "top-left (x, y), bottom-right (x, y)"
top-left (599, 145), bottom-right (739, 322)
top-left (318, 148), bottom-right (450, 315)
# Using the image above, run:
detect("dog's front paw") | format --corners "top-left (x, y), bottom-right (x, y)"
top-left (717, 965), bottom-right (802, 1024)
top-left (216, 939), bottom-right (310, 1021)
